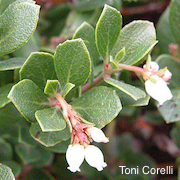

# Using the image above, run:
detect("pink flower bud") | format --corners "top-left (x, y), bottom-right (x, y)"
top-left (162, 69), bottom-right (172, 81)
top-left (87, 127), bottom-right (109, 143)
top-left (84, 145), bottom-right (107, 171)
top-left (66, 144), bottom-right (85, 172)
top-left (145, 75), bottom-right (173, 105)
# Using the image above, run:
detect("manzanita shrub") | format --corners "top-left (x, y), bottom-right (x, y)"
top-left (0, 0), bottom-right (180, 179)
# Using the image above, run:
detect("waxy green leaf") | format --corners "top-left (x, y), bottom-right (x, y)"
top-left (158, 89), bottom-right (180, 123)
top-left (8, 79), bottom-right (49, 122)
top-left (20, 52), bottom-right (57, 90)
top-left (0, 164), bottom-right (15, 180)
top-left (95, 4), bottom-right (122, 60)
top-left (73, 22), bottom-right (99, 66)
top-left (104, 78), bottom-right (146, 100)
top-left (0, 0), bottom-right (40, 55)
top-left (44, 80), bottom-right (59, 95)
top-left (62, 83), bottom-right (75, 97)
top-left (169, 0), bottom-right (180, 46)
top-left (35, 108), bottom-right (66, 132)
top-left (0, 58), bottom-right (26, 71)
top-left (30, 123), bottom-right (70, 147)
top-left (111, 20), bottom-right (157, 65)
top-left (71, 86), bottom-right (122, 128)
top-left (54, 38), bottom-right (91, 88)
top-left (0, 83), bottom-right (14, 108)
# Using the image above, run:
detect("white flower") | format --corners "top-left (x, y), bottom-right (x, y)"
top-left (143, 61), bottom-right (159, 72)
top-left (145, 75), bottom-right (173, 105)
top-left (66, 144), bottom-right (85, 172)
top-left (84, 145), bottom-right (107, 171)
top-left (87, 127), bottom-right (109, 143)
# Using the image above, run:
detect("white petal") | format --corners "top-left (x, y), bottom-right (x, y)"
top-left (66, 144), bottom-right (85, 172)
top-left (145, 75), bottom-right (173, 105)
top-left (143, 61), bottom-right (159, 72)
top-left (84, 145), bottom-right (107, 171)
top-left (87, 127), bottom-right (109, 143)
top-left (162, 69), bottom-right (172, 81)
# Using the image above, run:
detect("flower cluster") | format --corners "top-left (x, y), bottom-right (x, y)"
top-left (66, 126), bottom-right (109, 172)
top-left (143, 61), bottom-right (173, 105)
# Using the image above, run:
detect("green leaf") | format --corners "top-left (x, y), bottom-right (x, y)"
top-left (95, 4), bottom-right (122, 60)
top-left (156, 54), bottom-right (180, 89)
top-left (0, 1), bottom-right (40, 55)
top-left (20, 52), bottom-right (57, 90)
top-left (45, 139), bottom-right (70, 153)
top-left (44, 80), bottom-right (59, 95)
top-left (171, 125), bottom-right (180, 148)
top-left (158, 89), bottom-right (180, 123)
top-left (0, 164), bottom-right (15, 180)
top-left (104, 78), bottom-right (146, 100)
top-left (115, 88), bottom-right (150, 107)
top-left (0, 58), bottom-right (26, 71)
top-left (169, 0), bottom-right (180, 45)
top-left (114, 47), bottom-right (125, 63)
top-left (0, 138), bottom-right (13, 161)
top-left (111, 20), bottom-right (157, 65)
top-left (30, 122), bottom-right (70, 147)
top-left (2, 161), bottom-right (21, 178)
top-left (157, 8), bottom-right (176, 54)
top-left (73, 22), bottom-right (99, 66)
top-left (62, 83), bottom-right (75, 97)
top-left (15, 143), bottom-right (42, 164)
top-left (28, 146), bottom-right (54, 167)
top-left (24, 168), bottom-right (54, 180)
top-left (71, 86), bottom-right (122, 128)
top-left (8, 79), bottom-right (49, 122)
top-left (0, 103), bottom-right (22, 126)
top-left (54, 38), bottom-right (91, 88)
top-left (35, 108), bottom-right (66, 132)
top-left (18, 125), bottom-right (38, 147)
top-left (0, 83), bottom-right (13, 108)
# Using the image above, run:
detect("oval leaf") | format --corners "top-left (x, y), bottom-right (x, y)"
top-left (30, 123), bottom-right (70, 147)
top-left (8, 79), bottom-right (49, 122)
top-left (95, 4), bottom-right (122, 60)
top-left (0, 1), bottom-right (40, 55)
top-left (44, 80), bottom-right (59, 95)
top-left (111, 20), bottom-right (157, 65)
top-left (71, 86), bottom-right (122, 128)
top-left (20, 52), bottom-right (57, 90)
top-left (35, 108), bottom-right (66, 132)
top-left (104, 78), bottom-right (146, 100)
top-left (54, 38), bottom-right (91, 88)
top-left (0, 164), bottom-right (15, 180)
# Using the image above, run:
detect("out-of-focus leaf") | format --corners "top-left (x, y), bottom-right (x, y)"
top-left (156, 54), bottom-right (180, 88)
top-left (157, 8), bottom-right (176, 54)
top-left (158, 89), bottom-right (180, 123)
top-left (169, 0), bottom-right (180, 46)
top-left (0, 83), bottom-right (13, 108)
